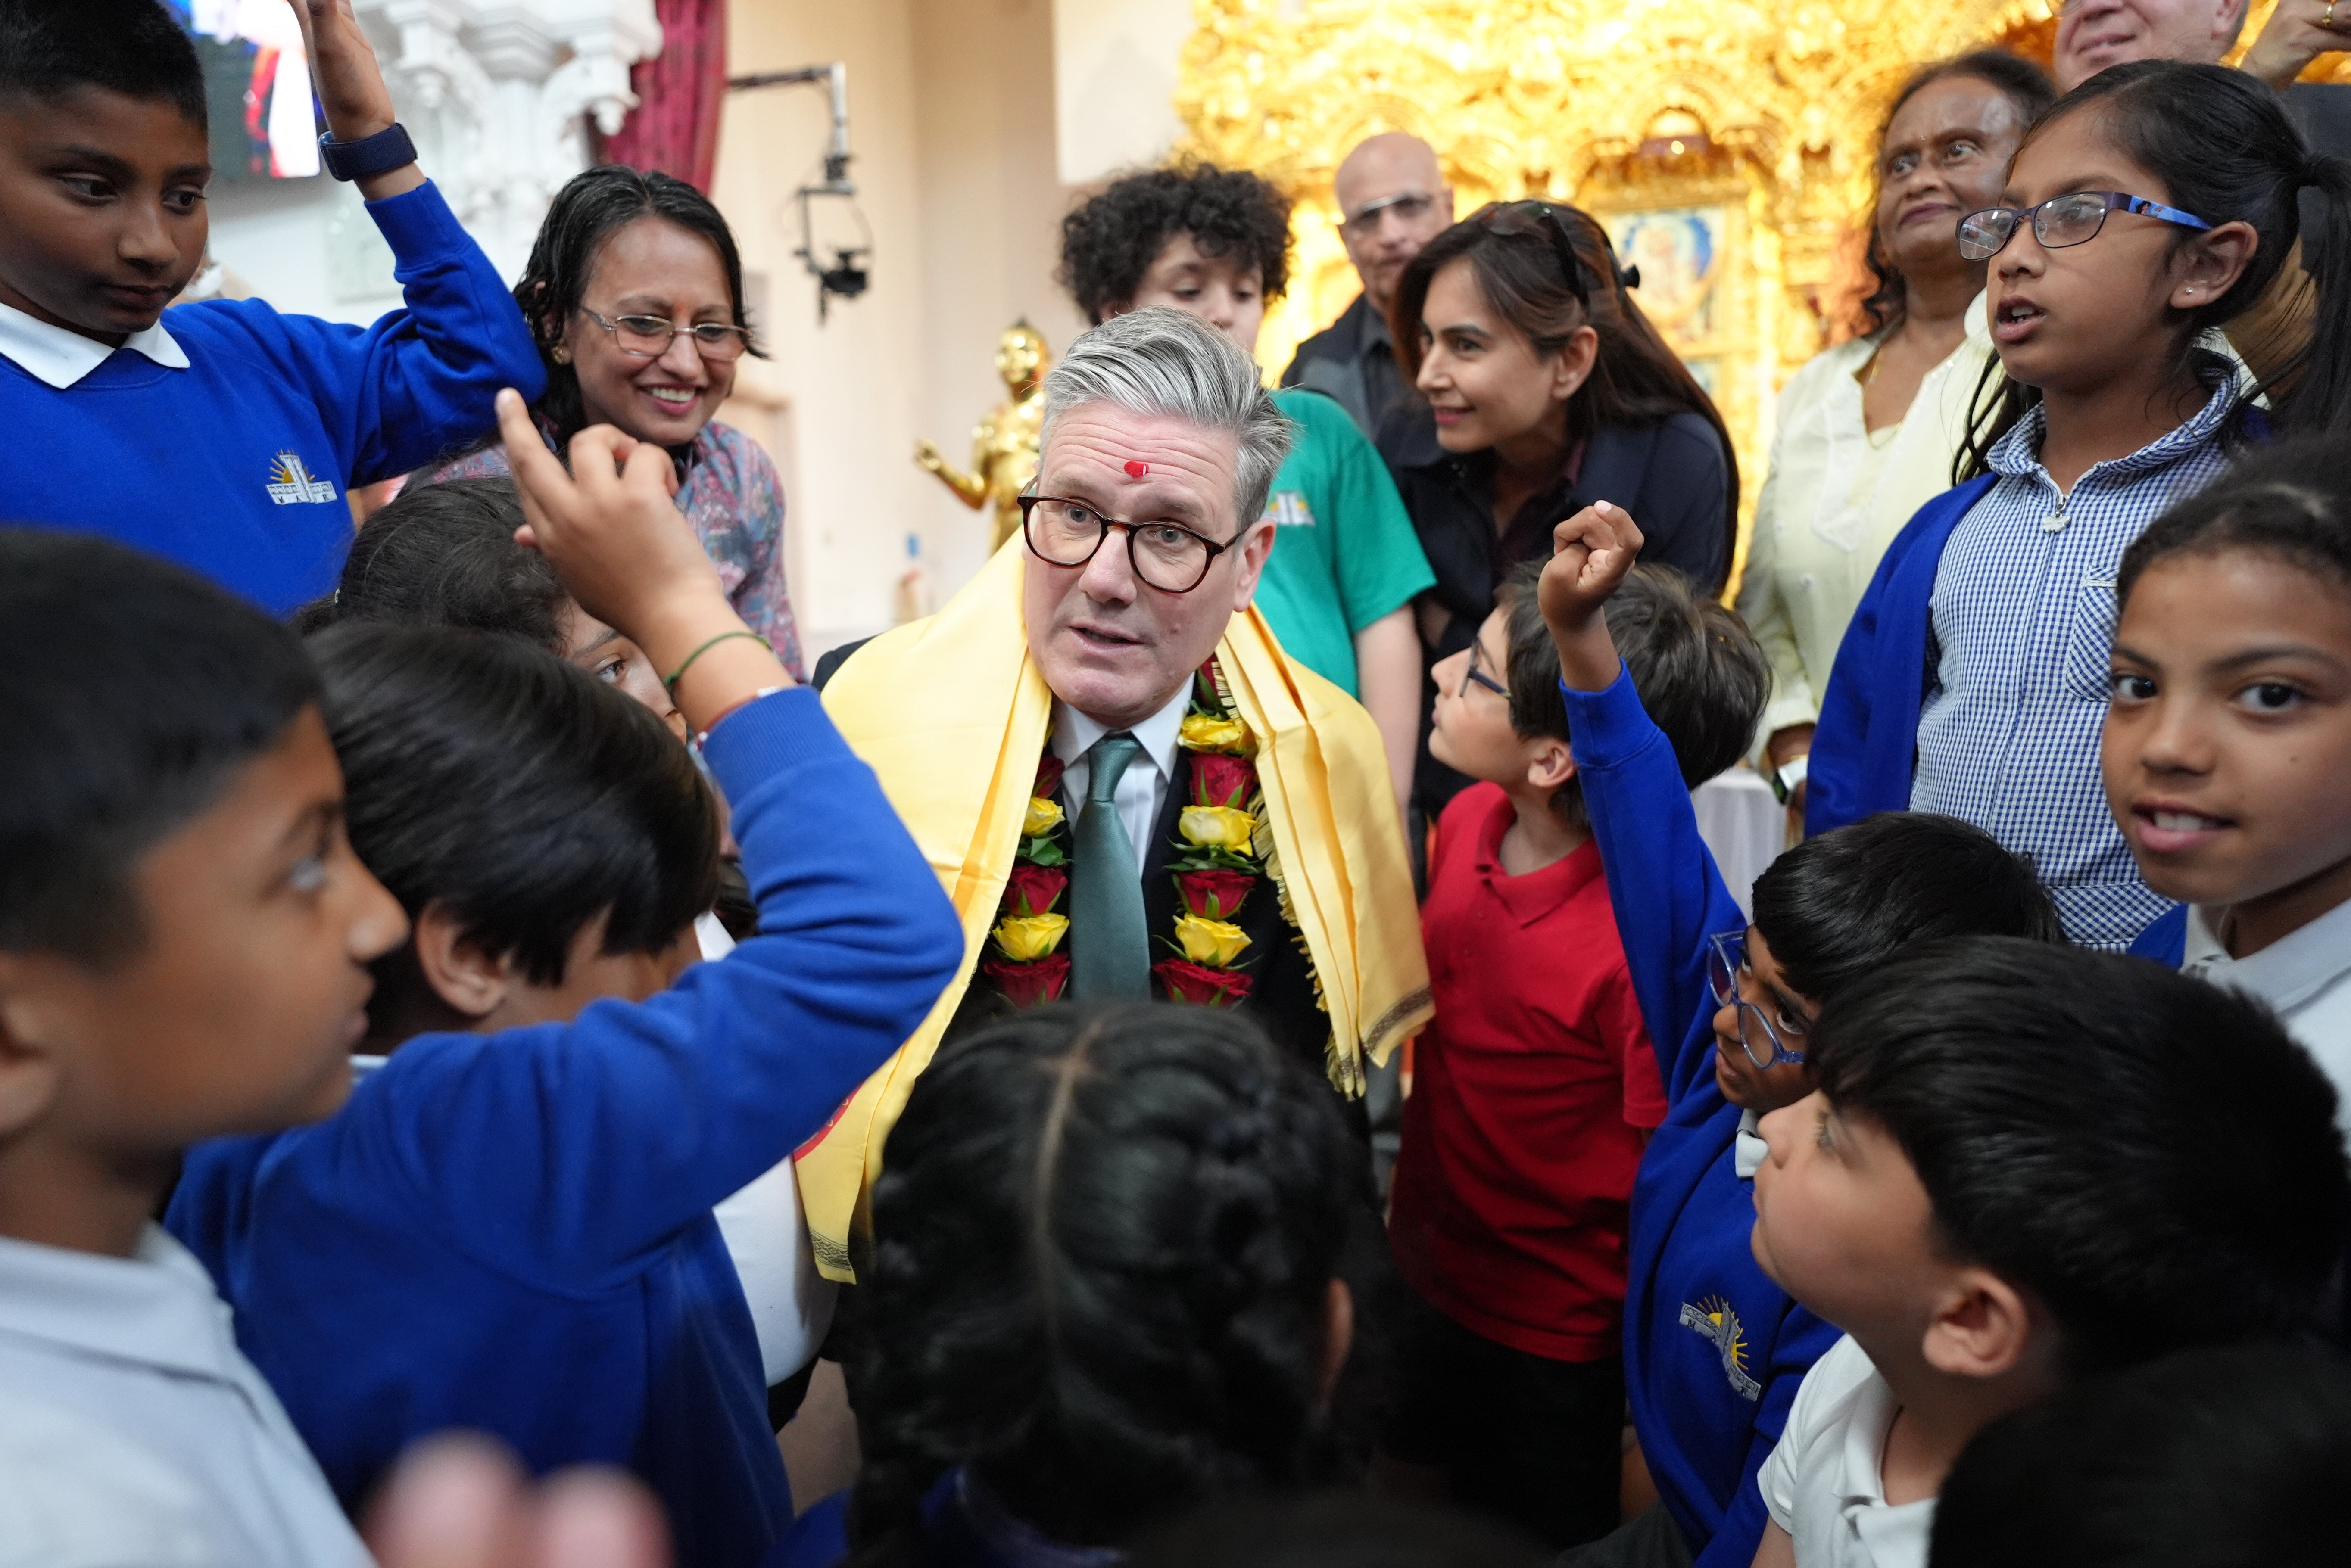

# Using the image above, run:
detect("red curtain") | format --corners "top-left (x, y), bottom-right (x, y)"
top-left (599, 0), bottom-right (727, 193)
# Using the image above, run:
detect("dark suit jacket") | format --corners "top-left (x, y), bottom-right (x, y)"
top-left (811, 640), bottom-right (1332, 1083)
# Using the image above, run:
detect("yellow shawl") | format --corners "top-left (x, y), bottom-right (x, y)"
top-left (796, 535), bottom-right (1432, 1282)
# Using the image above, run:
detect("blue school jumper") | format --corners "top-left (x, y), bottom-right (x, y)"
top-left (0, 182), bottom-right (542, 615)
top-left (168, 689), bottom-right (964, 1568)
top-left (1561, 670), bottom-right (1843, 1568)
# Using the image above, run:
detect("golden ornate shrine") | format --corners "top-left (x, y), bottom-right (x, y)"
top-left (1173, 0), bottom-right (2342, 584)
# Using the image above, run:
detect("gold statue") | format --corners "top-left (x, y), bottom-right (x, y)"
top-left (916, 321), bottom-right (1051, 551)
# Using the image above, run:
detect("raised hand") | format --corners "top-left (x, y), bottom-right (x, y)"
top-left (368, 1434), bottom-right (671, 1568)
top-left (284, 0), bottom-right (423, 198)
top-left (497, 390), bottom-right (795, 728)
top-left (1540, 500), bottom-right (1646, 693)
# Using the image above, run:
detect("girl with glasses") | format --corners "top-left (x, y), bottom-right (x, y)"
top-left (1807, 60), bottom-right (2351, 952)
top-left (1381, 200), bottom-right (1737, 822)
top-left (1537, 501), bottom-right (2064, 1568)
top-left (425, 166), bottom-right (804, 679)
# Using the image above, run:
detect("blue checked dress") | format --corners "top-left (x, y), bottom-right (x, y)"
top-left (1910, 380), bottom-right (2240, 949)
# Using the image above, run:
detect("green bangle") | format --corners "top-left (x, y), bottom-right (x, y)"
top-left (663, 629), bottom-right (770, 694)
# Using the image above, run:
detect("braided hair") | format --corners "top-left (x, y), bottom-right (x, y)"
top-left (848, 1004), bottom-right (1361, 1563)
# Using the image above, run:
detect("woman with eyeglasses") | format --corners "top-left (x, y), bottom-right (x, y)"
top-left (1381, 199), bottom-right (1735, 819)
top-left (1735, 53), bottom-right (2050, 816)
top-left (1805, 61), bottom-right (2351, 952)
top-left (424, 166), bottom-right (804, 678)
top-left (1538, 500), bottom-right (2064, 1568)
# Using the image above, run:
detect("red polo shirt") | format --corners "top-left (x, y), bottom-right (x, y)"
top-left (1389, 782), bottom-right (1667, 1363)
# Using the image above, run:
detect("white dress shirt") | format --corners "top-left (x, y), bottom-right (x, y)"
top-left (0, 1225), bottom-right (370, 1568)
top-left (1050, 685), bottom-right (1193, 880)
top-left (1759, 1334), bottom-right (1935, 1568)
top-left (2183, 897), bottom-right (2351, 1141)
top-left (0, 297), bottom-right (189, 389)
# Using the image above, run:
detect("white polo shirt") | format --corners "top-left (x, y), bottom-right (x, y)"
top-left (0, 1226), bottom-right (370, 1568)
top-left (2183, 898), bottom-right (2351, 1140)
top-left (1758, 1335), bottom-right (1935, 1568)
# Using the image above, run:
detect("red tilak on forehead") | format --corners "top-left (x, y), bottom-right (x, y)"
top-left (1124, 459), bottom-right (1150, 478)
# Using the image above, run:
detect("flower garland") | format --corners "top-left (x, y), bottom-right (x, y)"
top-left (980, 659), bottom-right (1284, 1009)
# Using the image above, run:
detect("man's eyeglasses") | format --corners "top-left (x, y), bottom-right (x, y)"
top-left (1017, 495), bottom-right (1237, 594)
top-left (1957, 191), bottom-right (2213, 262)
top-left (1704, 929), bottom-right (1810, 1072)
top-left (578, 308), bottom-right (755, 363)
top-left (1459, 637), bottom-right (1509, 699)
top-left (1340, 189), bottom-right (1439, 239)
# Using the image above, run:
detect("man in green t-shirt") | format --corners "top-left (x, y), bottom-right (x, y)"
top-left (1056, 165), bottom-right (1434, 824)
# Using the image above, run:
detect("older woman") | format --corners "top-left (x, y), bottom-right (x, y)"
top-left (1736, 52), bottom-right (2052, 805)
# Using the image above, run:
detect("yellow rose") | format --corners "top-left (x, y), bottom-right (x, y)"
top-left (1179, 712), bottom-right (1252, 754)
top-left (994, 912), bottom-right (1070, 962)
top-left (1180, 805), bottom-right (1258, 852)
top-left (1174, 914), bottom-right (1252, 968)
top-left (1023, 795), bottom-right (1064, 837)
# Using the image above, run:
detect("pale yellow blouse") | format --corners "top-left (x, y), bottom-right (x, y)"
top-left (1736, 298), bottom-right (1996, 753)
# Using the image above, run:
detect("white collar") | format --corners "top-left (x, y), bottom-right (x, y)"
top-left (2183, 896), bottom-right (2351, 1014)
top-left (0, 1226), bottom-right (253, 1394)
top-left (1735, 1107), bottom-right (1768, 1180)
top-left (0, 298), bottom-right (190, 389)
top-left (1049, 682), bottom-right (1191, 785)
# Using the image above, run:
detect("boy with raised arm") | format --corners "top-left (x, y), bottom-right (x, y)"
top-left (168, 393), bottom-right (965, 1568)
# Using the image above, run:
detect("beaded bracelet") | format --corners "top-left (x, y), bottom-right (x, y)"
top-left (663, 629), bottom-right (771, 694)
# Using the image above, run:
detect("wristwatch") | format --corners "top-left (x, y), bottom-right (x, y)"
top-left (1768, 753), bottom-right (1810, 806)
top-left (318, 123), bottom-right (418, 182)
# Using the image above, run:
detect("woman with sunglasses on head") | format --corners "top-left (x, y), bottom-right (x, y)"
top-left (1807, 62), bottom-right (2351, 951)
top-left (425, 166), bottom-right (804, 678)
top-left (1381, 200), bottom-right (1735, 819)
top-left (1535, 497), bottom-right (2064, 1568)
top-left (1737, 52), bottom-right (2051, 815)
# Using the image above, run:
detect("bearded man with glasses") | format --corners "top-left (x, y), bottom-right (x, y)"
top-left (800, 308), bottom-right (1431, 1285)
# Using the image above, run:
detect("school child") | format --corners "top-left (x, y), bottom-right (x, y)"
top-left (1928, 1342), bottom-right (2351, 1568)
top-left (1805, 60), bottom-right (2351, 949)
top-left (1379, 558), bottom-right (1752, 1548)
top-left (165, 396), bottom-right (966, 1568)
top-left (2102, 438), bottom-right (2351, 1129)
top-left (0, 529), bottom-right (410, 1566)
top-left (0, 0), bottom-right (542, 614)
top-left (1538, 502), bottom-right (2065, 1568)
top-left (1749, 938), bottom-right (2349, 1568)
top-left (808, 1002), bottom-right (1370, 1567)
top-left (298, 473), bottom-right (833, 1416)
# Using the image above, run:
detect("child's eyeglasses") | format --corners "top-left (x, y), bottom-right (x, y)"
top-left (1460, 638), bottom-right (1510, 699)
top-left (578, 308), bottom-right (755, 362)
top-left (1956, 191), bottom-right (2214, 261)
top-left (1703, 929), bottom-right (1810, 1072)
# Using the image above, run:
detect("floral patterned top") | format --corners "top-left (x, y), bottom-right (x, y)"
top-left (428, 420), bottom-right (805, 680)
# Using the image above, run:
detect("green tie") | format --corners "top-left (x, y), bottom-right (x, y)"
top-left (1069, 732), bottom-right (1150, 1000)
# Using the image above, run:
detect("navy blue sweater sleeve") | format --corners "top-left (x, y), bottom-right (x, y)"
top-left (349, 688), bottom-right (962, 1286)
top-left (1802, 520), bottom-right (1905, 838)
top-left (189, 181), bottom-right (543, 488)
top-left (1562, 668), bottom-right (1749, 1102)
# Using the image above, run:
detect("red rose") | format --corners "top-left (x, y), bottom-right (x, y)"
top-left (1034, 754), bottom-right (1066, 800)
top-left (1004, 864), bottom-right (1069, 918)
top-left (1190, 752), bottom-right (1257, 808)
top-left (985, 952), bottom-right (1071, 1007)
top-left (1176, 868), bottom-right (1255, 920)
top-left (1154, 958), bottom-right (1254, 1007)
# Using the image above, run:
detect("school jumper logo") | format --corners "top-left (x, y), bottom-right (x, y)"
top-left (266, 451), bottom-right (339, 506)
top-left (1680, 1296), bottom-right (1761, 1400)
top-left (1261, 491), bottom-right (1316, 528)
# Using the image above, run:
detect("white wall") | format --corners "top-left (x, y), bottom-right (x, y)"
top-left (1050, 0), bottom-right (1191, 185)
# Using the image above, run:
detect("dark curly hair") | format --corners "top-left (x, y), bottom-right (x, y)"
top-left (1854, 51), bottom-right (2054, 337)
top-left (847, 1003), bottom-right (1362, 1564)
top-left (290, 479), bottom-right (568, 652)
top-left (1058, 165), bottom-right (1296, 326)
top-left (508, 165), bottom-right (761, 449)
